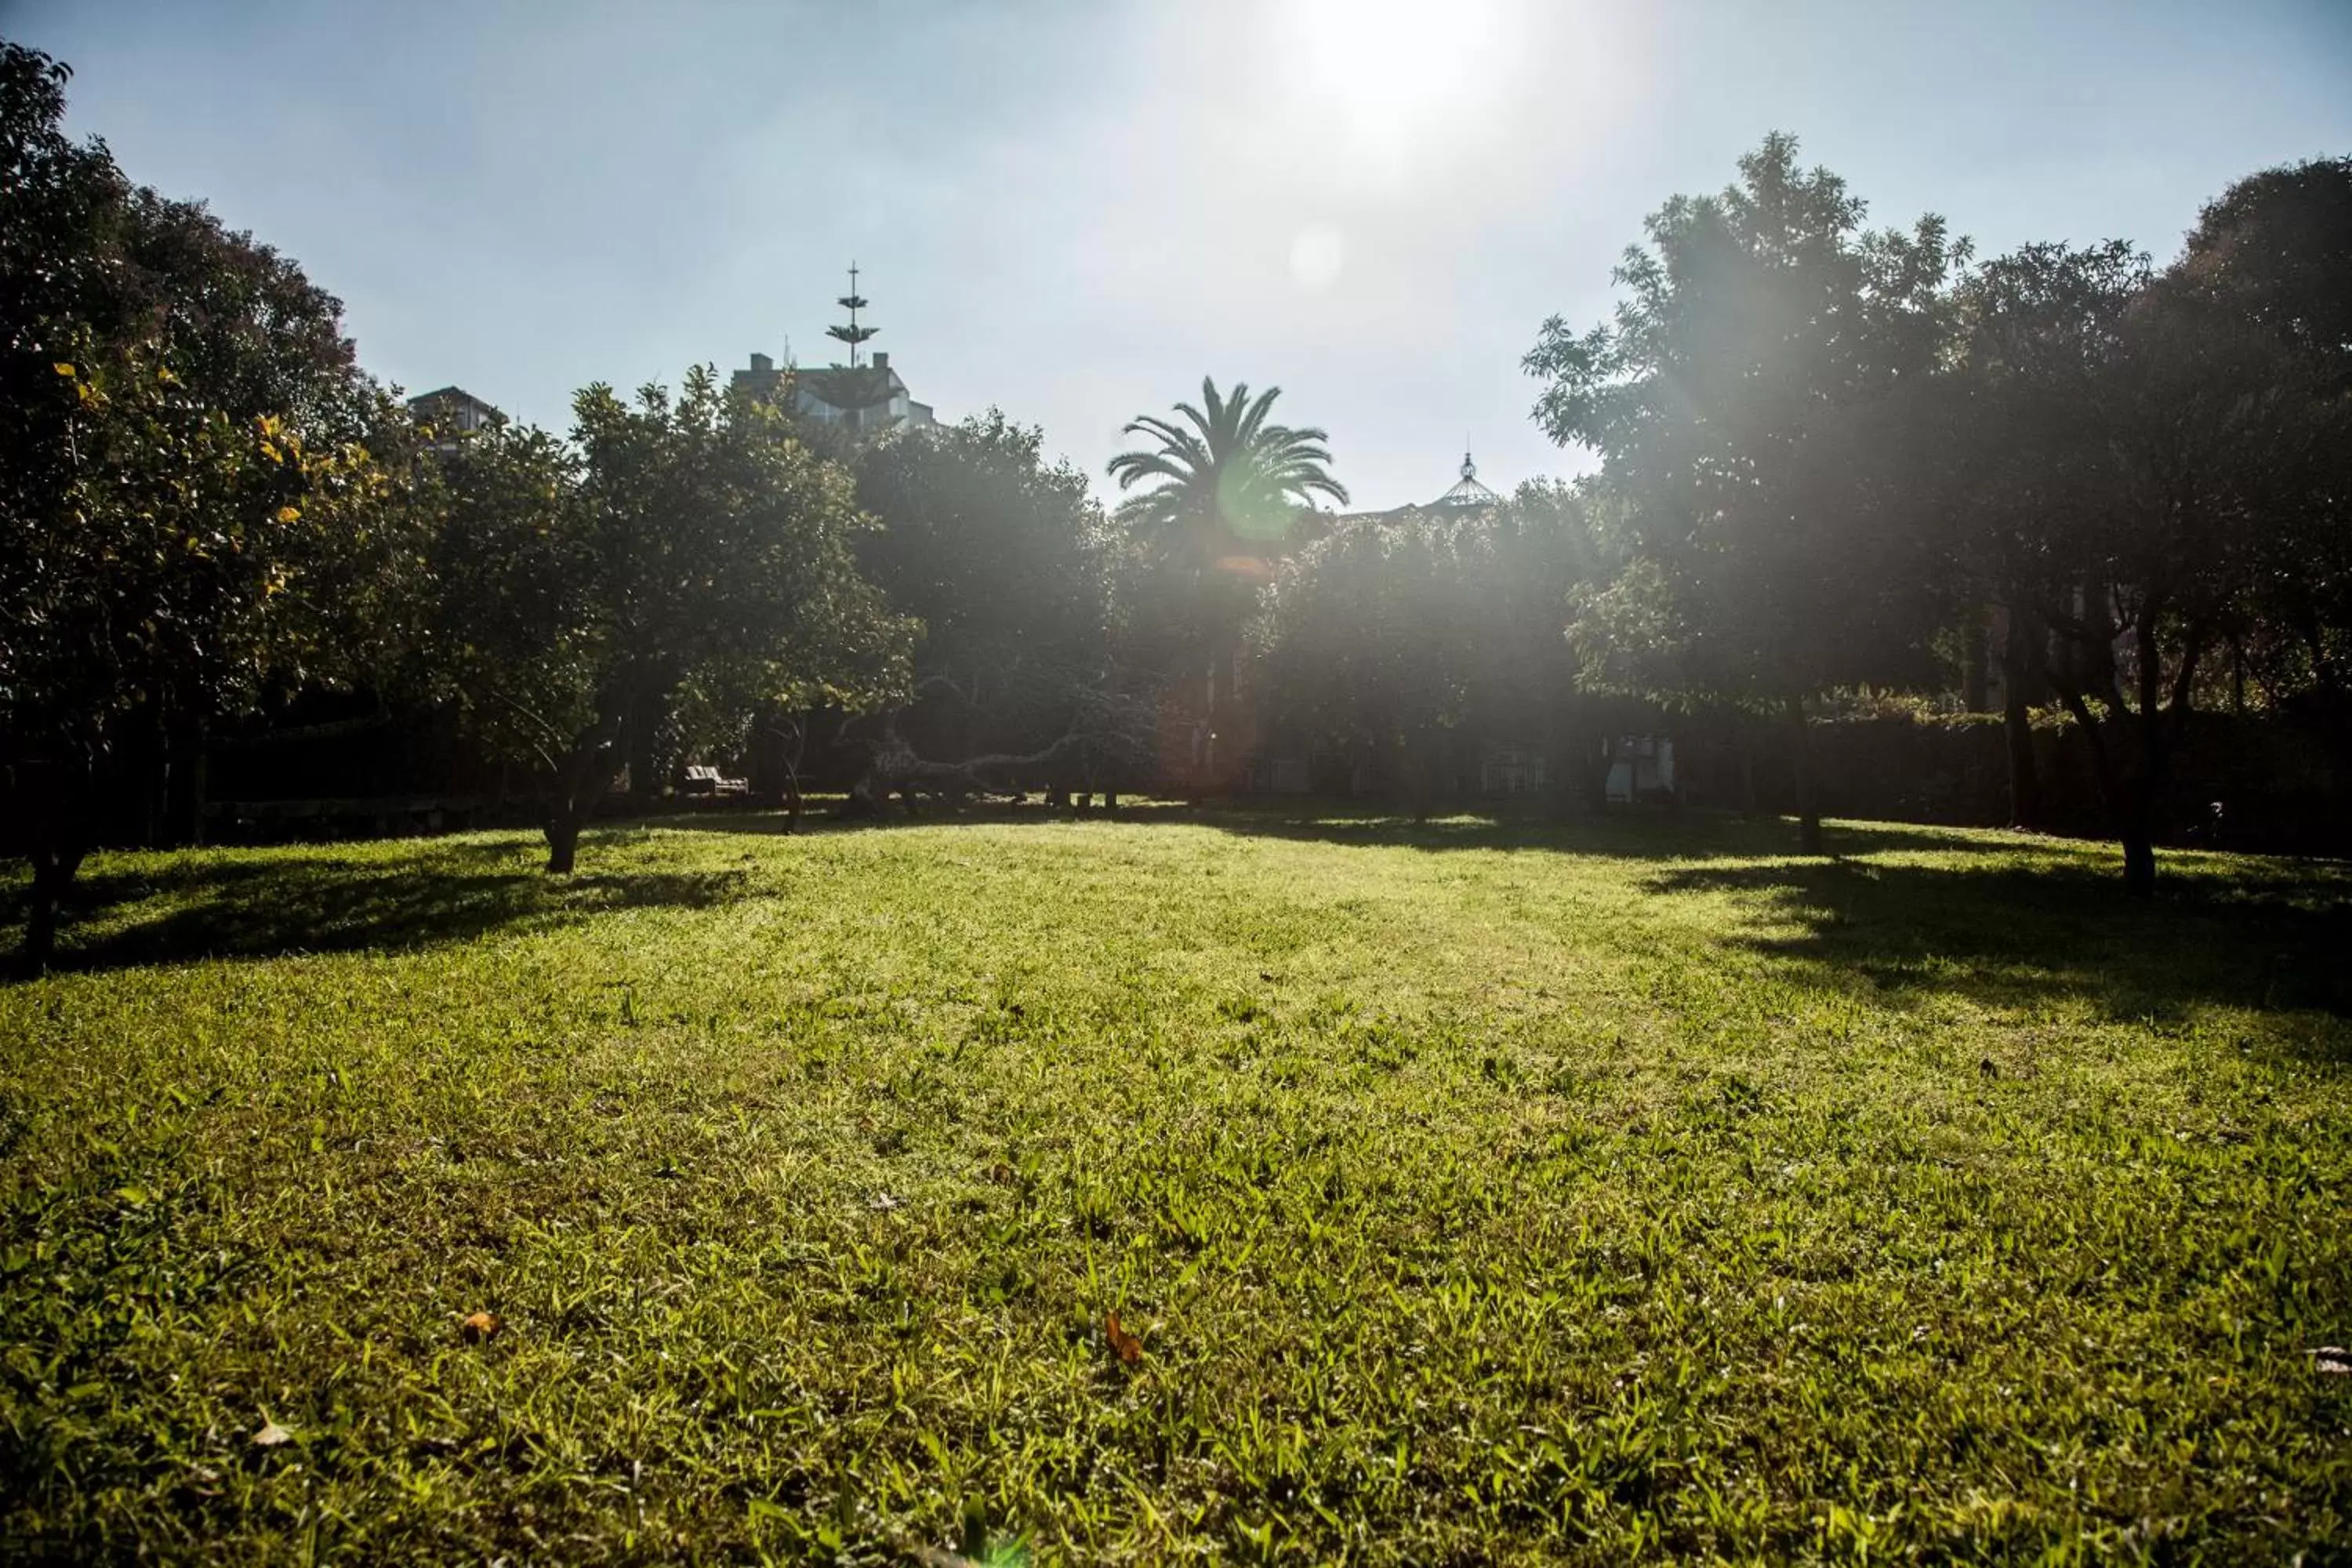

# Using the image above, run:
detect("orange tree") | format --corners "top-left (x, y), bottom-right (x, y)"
top-left (417, 371), bottom-right (911, 873)
top-left (1, 42), bottom-right (419, 969)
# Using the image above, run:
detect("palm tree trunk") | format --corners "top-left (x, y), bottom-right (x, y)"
top-left (2001, 605), bottom-right (2042, 829)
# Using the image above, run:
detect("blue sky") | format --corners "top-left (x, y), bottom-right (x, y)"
top-left (10, 0), bottom-right (2350, 509)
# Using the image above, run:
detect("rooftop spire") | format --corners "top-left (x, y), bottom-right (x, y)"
top-left (826, 260), bottom-right (878, 367)
top-left (1432, 439), bottom-right (1501, 510)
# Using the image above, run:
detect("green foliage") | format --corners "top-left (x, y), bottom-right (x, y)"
top-left (420, 369), bottom-right (913, 866)
top-left (1936, 239), bottom-right (2151, 617)
top-left (0, 41), bottom-right (125, 567)
top-left (1929, 226), bottom-right (2333, 883)
top-left (1254, 484), bottom-right (1605, 797)
top-left (1108, 378), bottom-right (1348, 553)
top-left (1254, 515), bottom-right (1483, 786)
top-left (851, 410), bottom-right (1116, 756)
top-left (570, 370), bottom-right (910, 718)
top-left (23, 361), bottom-right (412, 753)
top-left (1526, 133), bottom-right (1964, 717)
top-left (1533, 135), bottom-right (2348, 879)
top-left (2176, 155), bottom-right (2352, 387)
top-left (2169, 158), bottom-right (2352, 710)
top-left (2, 811), bottom-right (2347, 1559)
top-left (0, 40), bottom-right (411, 770)
top-left (1109, 379), bottom-right (1349, 734)
top-left (412, 422), bottom-right (589, 761)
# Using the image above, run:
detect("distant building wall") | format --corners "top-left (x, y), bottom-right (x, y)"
top-left (731, 349), bottom-right (936, 435)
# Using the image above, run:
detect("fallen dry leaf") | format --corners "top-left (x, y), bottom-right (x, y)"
top-left (1105, 1309), bottom-right (1143, 1366)
top-left (460, 1310), bottom-right (503, 1344)
top-left (252, 1418), bottom-right (293, 1447)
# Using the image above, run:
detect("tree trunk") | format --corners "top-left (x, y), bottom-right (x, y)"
top-left (2120, 775), bottom-right (2158, 895)
top-left (2049, 675), bottom-right (2136, 893)
top-left (162, 712), bottom-right (210, 848)
top-left (19, 846), bottom-right (82, 976)
top-left (1738, 720), bottom-right (1760, 820)
top-left (2002, 697), bottom-right (2041, 831)
top-left (1788, 698), bottom-right (1824, 855)
top-left (8, 760), bottom-right (78, 974)
top-left (1205, 641), bottom-right (1234, 791)
top-left (1393, 731), bottom-right (1429, 825)
top-left (2119, 615), bottom-right (2198, 895)
top-left (2121, 825), bottom-right (2157, 895)
top-left (2000, 605), bottom-right (2042, 829)
top-left (545, 732), bottom-right (621, 875)
top-left (626, 691), bottom-right (658, 815)
top-left (1588, 733), bottom-right (1613, 815)
top-left (545, 808), bottom-right (585, 875)
top-left (2045, 609), bottom-right (2198, 897)
top-left (142, 702), bottom-right (169, 848)
top-left (1961, 607), bottom-right (1990, 713)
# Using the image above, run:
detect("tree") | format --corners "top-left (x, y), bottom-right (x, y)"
top-left (2171, 159), bottom-right (2352, 718)
top-left (1526, 133), bottom-right (1962, 851)
top-left (420, 368), bottom-right (911, 873)
top-left (1254, 516), bottom-right (1481, 819)
top-left (2174, 157), bottom-right (2352, 388)
top-left (1254, 484), bottom-right (1616, 818)
top-left (2035, 279), bottom-right (2321, 892)
top-left (2, 42), bottom-right (418, 969)
top-left (1, 42), bottom-right (122, 575)
top-left (1925, 207), bottom-right (2336, 893)
top-left (851, 410), bottom-right (1115, 764)
top-left (1937, 240), bottom-right (2151, 829)
top-left (2, 41), bottom-right (127, 970)
top-left (1108, 378), bottom-right (1347, 784)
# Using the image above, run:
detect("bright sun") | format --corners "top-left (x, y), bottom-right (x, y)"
top-left (1292, 0), bottom-right (1505, 149)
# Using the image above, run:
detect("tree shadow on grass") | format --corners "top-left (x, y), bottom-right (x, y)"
top-left (1, 837), bottom-right (757, 978)
top-left (644, 798), bottom-right (1208, 839)
top-left (1185, 800), bottom-right (2097, 865)
top-left (1189, 805), bottom-right (2352, 1037)
top-left (1200, 804), bottom-right (1828, 860)
top-left (652, 797), bottom-right (1958, 862)
top-left (652, 795), bottom-right (2328, 877)
top-left (1643, 853), bottom-right (2352, 1034)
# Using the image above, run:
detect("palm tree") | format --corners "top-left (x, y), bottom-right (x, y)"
top-left (1108, 379), bottom-right (1348, 784)
top-left (1109, 378), bottom-right (1348, 561)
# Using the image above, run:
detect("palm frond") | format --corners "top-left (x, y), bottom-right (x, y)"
top-left (1236, 385), bottom-right (1284, 447)
top-left (1113, 375), bottom-right (1348, 538)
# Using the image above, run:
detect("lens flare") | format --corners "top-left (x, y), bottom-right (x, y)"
top-left (1289, 223), bottom-right (1345, 288)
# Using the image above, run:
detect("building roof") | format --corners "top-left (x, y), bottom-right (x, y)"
top-left (407, 385), bottom-right (499, 413)
top-left (793, 363), bottom-right (904, 410)
top-left (407, 386), bottom-right (504, 441)
top-left (1333, 449), bottom-right (1505, 526)
top-left (1429, 451), bottom-right (1501, 510)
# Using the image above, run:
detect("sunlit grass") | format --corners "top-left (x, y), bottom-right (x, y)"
top-left (3, 809), bottom-right (2347, 1562)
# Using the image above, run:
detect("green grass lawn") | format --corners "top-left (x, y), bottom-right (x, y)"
top-left (3, 808), bottom-right (2349, 1564)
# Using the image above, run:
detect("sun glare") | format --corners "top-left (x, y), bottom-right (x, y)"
top-left (1293, 0), bottom-right (1505, 149)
